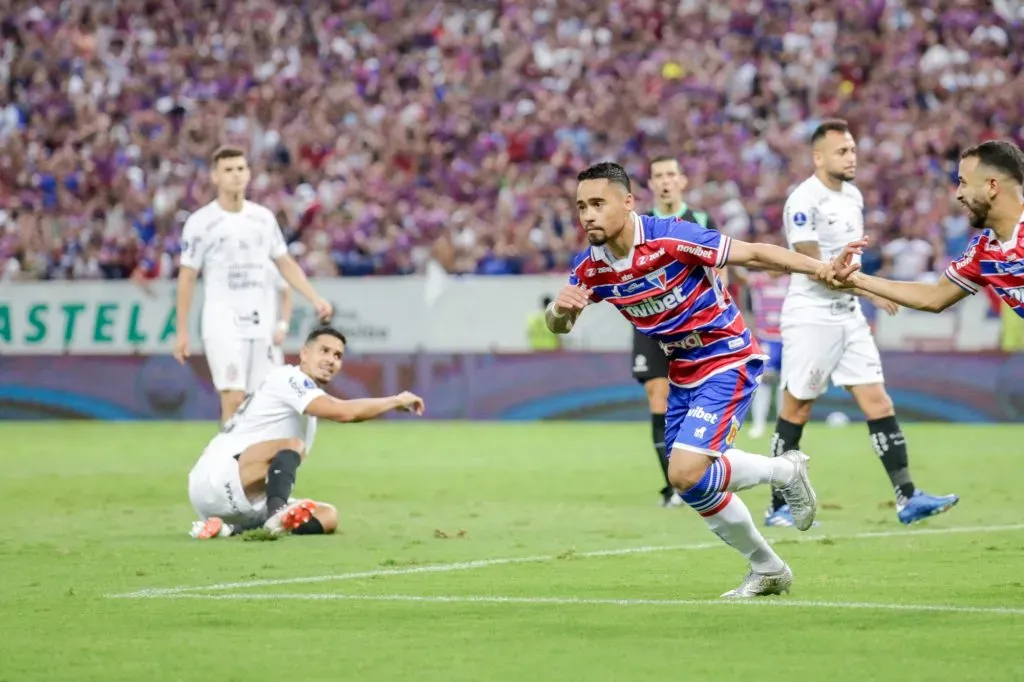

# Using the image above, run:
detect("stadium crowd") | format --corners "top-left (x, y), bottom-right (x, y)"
top-left (1, 0), bottom-right (1023, 282)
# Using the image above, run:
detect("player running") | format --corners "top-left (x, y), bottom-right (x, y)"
top-left (173, 146), bottom-right (332, 424)
top-left (766, 119), bottom-right (957, 528)
top-left (826, 140), bottom-right (1024, 317)
top-left (638, 156), bottom-right (723, 508)
top-left (547, 162), bottom-right (837, 598)
top-left (188, 325), bottom-right (425, 540)
top-left (739, 264), bottom-right (789, 439)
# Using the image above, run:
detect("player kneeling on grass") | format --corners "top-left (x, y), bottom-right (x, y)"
top-left (188, 325), bottom-right (425, 539)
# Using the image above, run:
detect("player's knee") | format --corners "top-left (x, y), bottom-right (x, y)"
top-left (220, 390), bottom-right (246, 420)
top-left (780, 389), bottom-right (813, 424)
top-left (279, 439), bottom-right (306, 460)
top-left (315, 503), bottom-right (338, 534)
top-left (854, 386), bottom-right (894, 420)
top-left (644, 378), bottom-right (669, 414)
top-left (667, 448), bottom-right (712, 491)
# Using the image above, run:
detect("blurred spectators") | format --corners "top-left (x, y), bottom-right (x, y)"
top-left (0, 0), bottom-right (1022, 281)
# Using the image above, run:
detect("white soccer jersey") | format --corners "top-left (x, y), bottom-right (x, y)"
top-left (199, 365), bottom-right (324, 463)
top-left (180, 200), bottom-right (288, 340)
top-left (781, 175), bottom-right (865, 324)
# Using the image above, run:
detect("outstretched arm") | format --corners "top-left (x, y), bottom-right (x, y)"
top-left (725, 238), bottom-right (862, 278)
top-left (304, 391), bottom-right (425, 423)
top-left (844, 272), bottom-right (967, 313)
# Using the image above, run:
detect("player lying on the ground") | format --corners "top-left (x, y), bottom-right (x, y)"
top-left (546, 162), bottom-right (861, 599)
top-left (823, 140), bottom-right (1024, 316)
top-left (188, 325), bottom-right (425, 539)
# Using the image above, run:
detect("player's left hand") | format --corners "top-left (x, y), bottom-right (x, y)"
top-left (819, 239), bottom-right (867, 289)
top-left (395, 391), bottom-right (425, 416)
top-left (871, 296), bottom-right (900, 316)
top-left (272, 329), bottom-right (287, 346)
top-left (313, 298), bottom-right (333, 322)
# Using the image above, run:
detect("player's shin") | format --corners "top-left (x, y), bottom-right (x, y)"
top-left (702, 495), bottom-right (786, 575)
top-left (265, 449), bottom-right (302, 516)
top-left (867, 416), bottom-right (915, 504)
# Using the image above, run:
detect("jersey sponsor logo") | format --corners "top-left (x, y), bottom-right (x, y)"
top-left (622, 284), bottom-right (688, 318)
top-left (661, 332), bottom-right (703, 352)
top-left (686, 405), bottom-right (719, 425)
top-left (728, 337), bottom-right (745, 350)
top-left (983, 260), bottom-right (1024, 276)
top-left (598, 266), bottom-right (613, 273)
top-left (620, 272), bottom-right (635, 282)
top-left (675, 243), bottom-right (715, 261)
top-left (792, 212), bottom-right (808, 227)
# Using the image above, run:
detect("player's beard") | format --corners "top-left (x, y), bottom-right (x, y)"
top-left (963, 199), bottom-right (990, 229)
top-left (830, 170), bottom-right (855, 183)
top-left (585, 229), bottom-right (608, 246)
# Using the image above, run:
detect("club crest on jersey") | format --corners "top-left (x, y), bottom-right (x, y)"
top-left (645, 270), bottom-right (669, 290)
top-left (725, 416), bottom-right (740, 446)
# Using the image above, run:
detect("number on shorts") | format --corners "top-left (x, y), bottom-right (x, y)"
top-left (220, 393), bottom-right (254, 434)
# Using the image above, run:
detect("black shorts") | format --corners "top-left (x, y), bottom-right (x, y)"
top-left (631, 329), bottom-right (669, 384)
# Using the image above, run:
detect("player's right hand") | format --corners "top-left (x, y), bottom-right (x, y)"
top-left (395, 391), bottom-right (425, 416)
top-left (821, 239), bottom-right (867, 289)
top-left (313, 298), bottom-right (333, 322)
top-left (553, 284), bottom-right (592, 315)
top-left (173, 333), bottom-right (190, 365)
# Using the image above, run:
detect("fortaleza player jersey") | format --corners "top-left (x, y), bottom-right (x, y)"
top-left (569, 213), bottom-right (763, 387)
top-left (944, 212), bottom-right (1024, 318)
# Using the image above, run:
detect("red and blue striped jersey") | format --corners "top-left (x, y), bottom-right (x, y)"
top-left (746, 271), bottom-right (789, 341)
top-left (944, 213), bottom-right (1024, 318)
top-left (569, 213), bottom-right (763, 387)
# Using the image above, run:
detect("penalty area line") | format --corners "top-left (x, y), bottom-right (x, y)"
top-left (108, 523), bottom-right (1024, 599)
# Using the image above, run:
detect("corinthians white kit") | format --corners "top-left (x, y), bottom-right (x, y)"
top-left (780, 176), bottom-right (884, 399)
top-left (180, 200), bottom-right (289, 392)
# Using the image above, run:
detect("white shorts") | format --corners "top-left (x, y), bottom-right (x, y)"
top-left (780, 316), bottom-right (884, 400)
top-left (204, 337), bottom-right (277, 392)
top-left (187, 452), bottom-right (267, 524)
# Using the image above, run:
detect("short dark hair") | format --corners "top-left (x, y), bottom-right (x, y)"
top-left (811, 119), bottom-right (851, 145)
top-left (577, 162), bottom-right (632, 193)
top-left (648, 156), bottom-right (680, 174)
top-left (211, 145), bottom-right (246, 165)
top-left (305, 324), bottom-right (347, 347)
top-left (961, 140), bottom-right (1024, 186)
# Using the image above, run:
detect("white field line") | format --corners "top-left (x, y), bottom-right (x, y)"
top-left (141, 592), bottom-right (1024, 616)
top-left (108, 523), bottom-right (1024, 599)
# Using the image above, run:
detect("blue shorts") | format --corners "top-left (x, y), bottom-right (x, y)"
top-left (759, 339), bottom-right (783, 374)
top-left (666, 360), bottom-right (763, 458)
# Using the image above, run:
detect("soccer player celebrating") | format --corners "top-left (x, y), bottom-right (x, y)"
top-left (188, 325), bottom-right (425, 540)
top-left (639, 156), bottom-right (722, 508)
top-left (826, 140), bottom-right (1024, 320)
top-left (548, 162), bottom-right (833, 598)
top-left (766, 120), bottom-right (957, 528)
top-left (173, 146), bottom-right (332, 423)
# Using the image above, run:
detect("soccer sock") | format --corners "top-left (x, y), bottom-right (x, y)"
top-left (722, 449), bottom-right (796, 491)
top-left (867, 416), bottom-right (916, 504)
top-left (265, 449), bottom-right (302, 516)
top-left (228, 517), bottom-right (265, 537)
top-left (751, 382), bottom-right (772, 431)
top-left (292, 517), bottom-right (325, 536)
top-left (769, 418), bottom-right (805, 511)
top-left (651, 413), bottom-right (671, 491)
top-left (701, 495), bottom-right (786, 574)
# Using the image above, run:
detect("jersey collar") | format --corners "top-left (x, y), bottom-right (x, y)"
top-left (591, 212), bottom-right (643, 265)
top-left (990, 209), bottom-right (1024, 252)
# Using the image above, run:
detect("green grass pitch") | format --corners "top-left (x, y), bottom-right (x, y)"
top-left (0, 421), bottom-right (1021, 682)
